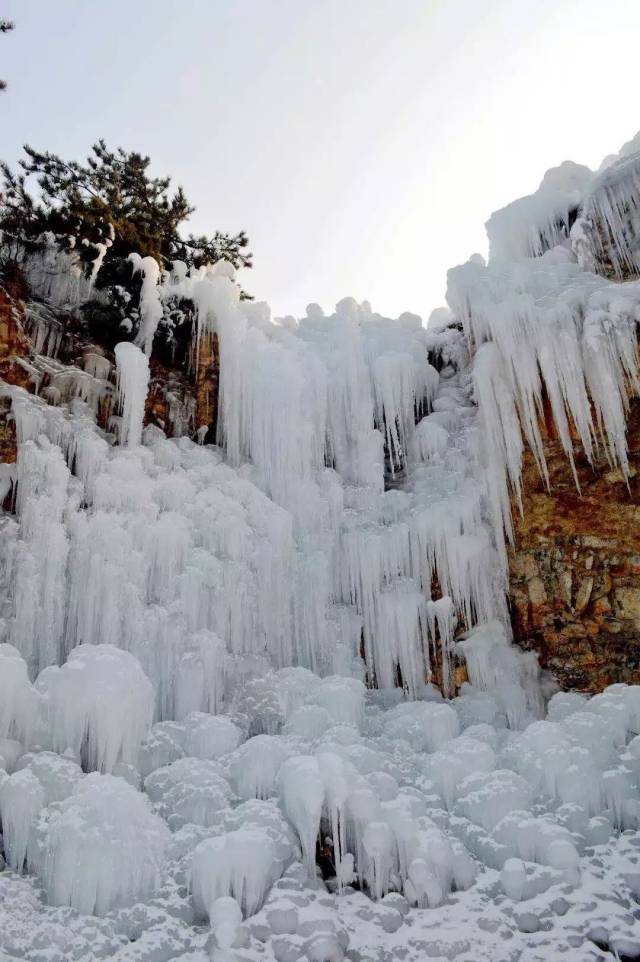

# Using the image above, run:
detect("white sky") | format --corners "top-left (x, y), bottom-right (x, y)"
top-left (1, 0), bottom-right (639, 320)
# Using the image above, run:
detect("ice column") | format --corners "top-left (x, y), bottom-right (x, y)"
top-left (115, 341), bottom-right (150, 448)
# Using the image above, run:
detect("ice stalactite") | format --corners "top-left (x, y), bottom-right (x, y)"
top-left (114, 341), bottom-right (150, 448)
top-left (582, 149), bottom-right (640, 277)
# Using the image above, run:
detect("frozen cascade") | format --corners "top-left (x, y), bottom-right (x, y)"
top-left (4, 129), bottom-right (640, 960)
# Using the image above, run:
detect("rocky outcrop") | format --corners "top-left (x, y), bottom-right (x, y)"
top-left (509, 398), bottom-right (640, 691)
top-left (0, 283), bottom-right (32, 462)
top-left (0, 271), bottom-right (215, 459)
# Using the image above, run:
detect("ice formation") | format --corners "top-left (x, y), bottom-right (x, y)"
top-left (114, 341), bottom-right (149, 448)
top-left (3, 129), bottom-right (640, 961)
top-left (27, 773), bottom-right (170, 915)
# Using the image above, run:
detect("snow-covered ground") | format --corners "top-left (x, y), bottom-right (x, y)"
top-left (2, 132), bottom-right (640, 961)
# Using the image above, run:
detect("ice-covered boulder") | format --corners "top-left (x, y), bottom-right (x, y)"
top-left (191, 828), bottom-right (281, 919)
top-left (180, 712), bottom-right (243, 761)
top-left (28, 773), bottom-right (170, 915)
top-left (145, 756), bottom-right (232, 829)
top-left (36, 645), bottom-right (153, 773)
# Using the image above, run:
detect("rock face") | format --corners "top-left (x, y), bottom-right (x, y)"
top-left (509, 398), bottom-right (640, 691)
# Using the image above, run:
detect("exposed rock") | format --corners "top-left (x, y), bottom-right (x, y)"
top-left (509, 396), bottom-right (640, 691)
top-left (0, 284), bottom-right (32, 463)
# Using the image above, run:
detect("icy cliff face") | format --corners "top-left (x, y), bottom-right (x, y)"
top-left (2, 130), bottom-right (640, 960)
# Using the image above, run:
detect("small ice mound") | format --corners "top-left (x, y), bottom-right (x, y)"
top-left (462, 722), bottom-right (500, 750)
top-left (412, 416), bottom-right (449, 463)
top-left (36, 644), bottom-right (153, 773)
top-left (491, 811), bottom-right (538, 863)
top-left (384, 701), bottom-right (460, 753)
top-left (279, 755), bottom-right (324, 875)
top-left (453, 688), bottom-right (500, 728)
top-left (602, 766), bottom-right (638, 830)
top-left (608, 684), bottom-right (640, 734)
top-left (0, 644), bottom-right (40, 743)
top-left (547, 690), bottom-right (588, 722)
top-left (545, 837), bottom-right (580, 883)
top-left (144, 757), bottom-right (232, 829)
top-left (181, 712), bottom-right (243, 760)
top-left (137, 721), bottom-right (186, 777)
top-left (588, 692), bottom-right (629, 749)
top-left (209, 896), bottom-right (244, 951)
top-left (15, 751), bottom-right (82, 804)
top-left (501, 858), bottom-right (527, 901)
top-left (561, 710), bottom-right (618, 768)
top-left (403, 823), bottom-right (460, 909)
top-left (305, 677), bottom-right (365, 732)
top-left (455, 769), bottom-right (532, 832)
top-left (191, 828), bottom-right (279, 919)
top-left (0, 768), bottom-right (44, 871)
top-left (28, 773), bottom-right (169, 915)
top-left (504, 720), bottom-right (604, 812)
top-left (366, 771), bottom-right (399, 802)
top-left (429, 736), bottom-right (496, 810)
top-left (273, 667), bottom-right (319, 721)
top-left (224, 798), bottom-right (299, 866)
top-left (284, 705), bottom-right (333, 740)
top-left (232, 675), bottom-right (287, 737)
top-left (230, 735), bottom-right (292, 800)
top-left (362, 821), bottom-right (395, 900)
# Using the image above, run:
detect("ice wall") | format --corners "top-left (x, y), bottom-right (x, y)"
top-left (5, 150), bottom-right (640, 717)
top-left (2, 259), bottom-right (512, 709)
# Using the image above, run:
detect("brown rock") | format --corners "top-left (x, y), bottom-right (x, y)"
top-left (510, 396), bottom-right (640, 692)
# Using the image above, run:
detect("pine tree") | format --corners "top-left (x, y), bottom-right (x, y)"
top-left (0, 141), bottom-right (252, 290)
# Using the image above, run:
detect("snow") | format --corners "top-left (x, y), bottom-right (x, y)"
top-left (4, 128), bottom-right (640, 961)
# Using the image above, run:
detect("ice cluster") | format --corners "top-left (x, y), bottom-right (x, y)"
top-left (3, 129), bottom-right (640, 960)
top-left (3, 637), bottom-right (640, 959)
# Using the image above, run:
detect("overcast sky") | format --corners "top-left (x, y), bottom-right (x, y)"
top-left (2, 0), bottom-right (639, 320)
